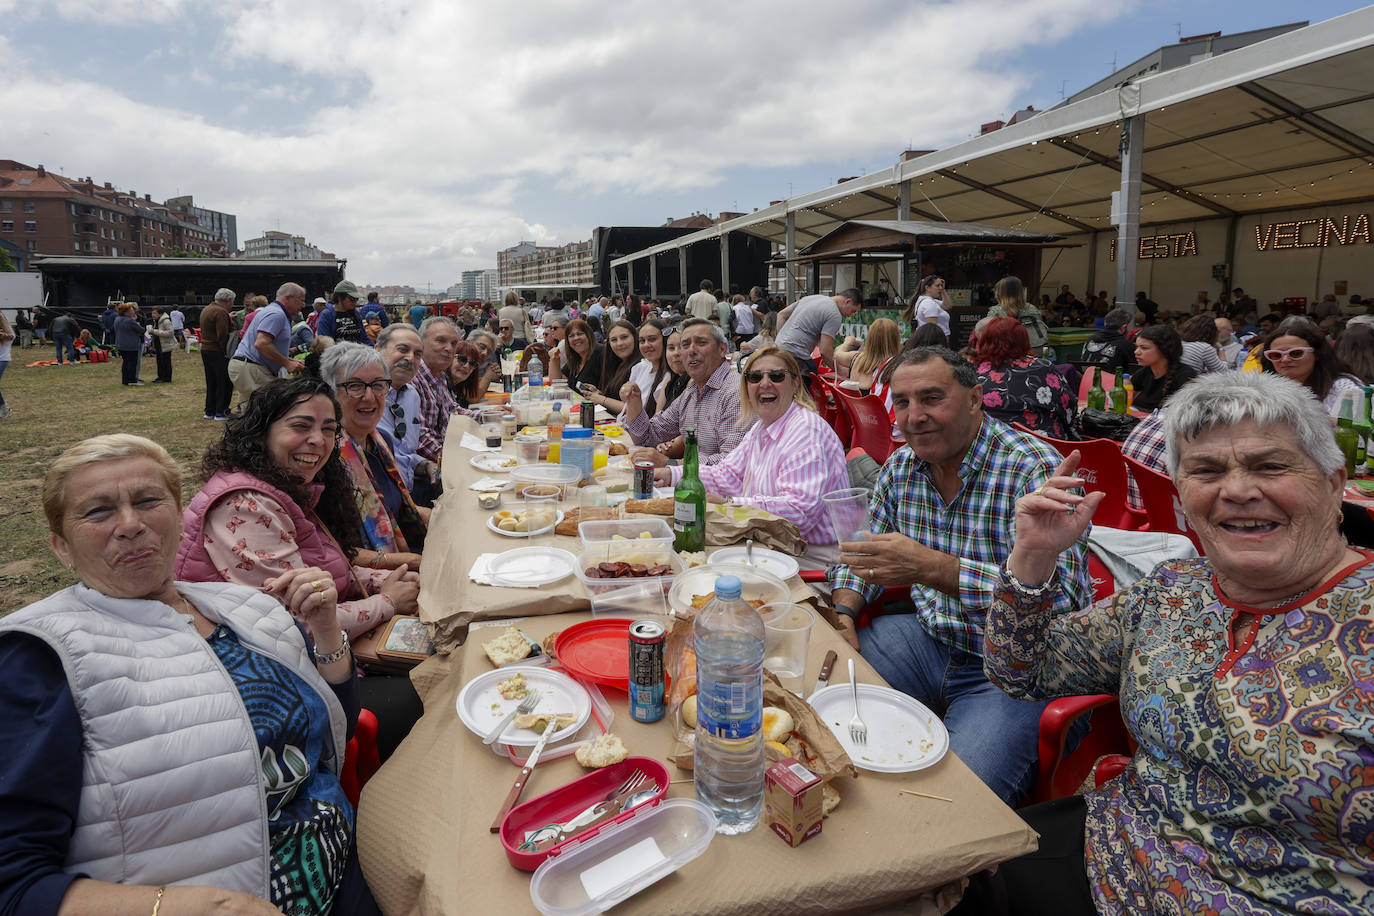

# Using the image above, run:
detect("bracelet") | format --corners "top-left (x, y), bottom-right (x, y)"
top-left (151, 886), bottom-right (166, 916)
top-left (1000, 562), bottom-right (1058, 600)
top-left (316, 630), bottom-right (351, 665)
top-left (371, 551), bottom-right (387, 570)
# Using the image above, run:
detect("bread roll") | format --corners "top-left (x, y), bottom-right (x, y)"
top-left (574, 733), bottom-right (629, 768)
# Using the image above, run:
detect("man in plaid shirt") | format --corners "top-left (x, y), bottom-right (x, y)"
top-left (1121, 408), bottom-right (1167, 511)
top-left (832, 347), bottom-right (1092, 804)
top-left (411, 318), bottom-right (478, 501)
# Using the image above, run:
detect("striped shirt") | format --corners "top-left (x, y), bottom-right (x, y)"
top-left (668, 403), bottom-right (849, 545)
top-left (830, 416), bottom-right (1092, 655)
top-left (624, 358), bottom-right (751, 466)
top-left (412, 360), bottom-right (477, 462)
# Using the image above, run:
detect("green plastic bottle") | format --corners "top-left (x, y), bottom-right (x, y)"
top-left (1086, 367), bottom-right (1106, 411)
top-left (1354, 386), bottom-right (1372, 470)
top-left (673, 430), bottom-right (707, 553)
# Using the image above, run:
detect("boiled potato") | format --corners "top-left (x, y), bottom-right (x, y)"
top-left (681, 695), bottom-right (698, 728)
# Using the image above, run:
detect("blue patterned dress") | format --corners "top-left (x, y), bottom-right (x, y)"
top-left (984, 553), bottom-right (1374, 915)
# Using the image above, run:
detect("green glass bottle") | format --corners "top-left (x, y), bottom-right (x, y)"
top-left (1334, 392), bottom-right (1360, 478)
top-left (1086, 367), bottom-right (1106, 411)
top-left (1108, 373), bottom-right (1128, 414)
top-left (1354, 386), bottom-right (1372, 470)
top-left (673, 429), bottom-right (707, 553)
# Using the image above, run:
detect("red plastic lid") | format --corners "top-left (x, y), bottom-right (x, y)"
top-left (553, 619), bottom-right (632, 691)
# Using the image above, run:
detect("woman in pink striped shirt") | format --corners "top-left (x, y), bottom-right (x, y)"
top-left (654, 347), bottom-right (849, 565)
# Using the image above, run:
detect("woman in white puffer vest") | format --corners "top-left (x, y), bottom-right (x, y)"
top-left (0, 434), bottom-right (381, 915)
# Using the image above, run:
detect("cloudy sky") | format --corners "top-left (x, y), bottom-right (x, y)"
top-left (1, 0), bottom-right (1363, 287)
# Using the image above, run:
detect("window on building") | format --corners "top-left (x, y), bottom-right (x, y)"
top-left (24, 220), bottom-right (36, 232)
top-left (73, 242), bottom-right (81, 251)
top-left (22, 201), bottom-right (35, 213)
top-left (0, 220), bottom-right (11, 232)
top-left (27, 240), bottom-right (37, 251)
top-left (0, 201), bottom-right (11, 212)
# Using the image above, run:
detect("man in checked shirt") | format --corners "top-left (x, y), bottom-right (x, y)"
top-left (830, 347), bottom-right (1093, 804)
top-left (622, 318), bottom-right (752, 466)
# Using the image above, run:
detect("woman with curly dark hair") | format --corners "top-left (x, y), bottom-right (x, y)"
top-left (176, 376), bottom-right (420, 640)
top-left (1131, 324), bottom-right (1198, 412)
top-left (1335, 322), bottom-right (1374, 385)
top-left (1178, 313), bottom-right (1227, 373)
top-left (1260, 316), bottom-right (1363, 411)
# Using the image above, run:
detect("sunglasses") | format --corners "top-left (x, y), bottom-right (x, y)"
top-left (387, 402), bottom-right (407, 439)
top-left (454, 356), bottom-right (475, 366)
top-left (1264, 347), bottom-right (1314, 362)
top-left (745, 369), bottom-right (791, 384)
top-left (339, 379), bottom-right (390, 398)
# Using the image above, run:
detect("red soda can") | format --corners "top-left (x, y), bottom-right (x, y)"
top-left (628, 619), bottom-right (666, 722)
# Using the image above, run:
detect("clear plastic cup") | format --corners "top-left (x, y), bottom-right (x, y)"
top-left (759, 603), bottom-right (814, 695)
top-left (822, 487), bottom-right (872, 543)
top-left (522, 484), bottom-right (562, 545)
top-left (480, 408), bottom-right (504, 449)
top-left (592, 433), bottom-right (609, 470)
top-left (514, 433), bottom-right (542, 465)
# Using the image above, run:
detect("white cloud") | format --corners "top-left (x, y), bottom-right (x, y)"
top-left (3, 0), bottom-right (1135, 283)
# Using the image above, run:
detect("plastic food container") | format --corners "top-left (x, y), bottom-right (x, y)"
top-left (511, 463), bottom-right (583, 499)
top-left (560, 428), bottom-right (595, 480)
top-left (528, 797), bottom-right (715, 915)
top-left (501, 757), bottom-right (672, 871)
top-left (575, 546), bottom-right (683, 597)
top-left (667, 562), bottom-right (790, 617)
top-left (577, 518), bottom-right (674, 551)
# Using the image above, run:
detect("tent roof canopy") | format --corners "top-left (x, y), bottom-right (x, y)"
top-left (610, 8), bottom-right (1374, 269)
top-left (781, 219), bottom-right (1067, 262)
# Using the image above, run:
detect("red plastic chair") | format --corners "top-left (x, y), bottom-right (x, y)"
top-left (1021, 430), bottom-right (1146, 531)
top-left (1122, 454), bottom-right (1207, 555)
top-left (814, 378), bottom-right (853, 448)
top-left (806, 373), bottom-right (837, 427)
top-left (340, 708), bottom-right (381, 807)
top-left (1028, 694), bottom-right (1134, 804)
top-left (831, 392), bottom-right (900, 463)
top-left (1077, 369), bottom-right (1116, 406)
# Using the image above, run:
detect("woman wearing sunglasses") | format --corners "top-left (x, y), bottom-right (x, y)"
top-left (446, 339), bottom-right (485, 408)
top-left (651, 347), bottom-right (849, 564)
top-left (1259, 317), bottom-right (1362, 412)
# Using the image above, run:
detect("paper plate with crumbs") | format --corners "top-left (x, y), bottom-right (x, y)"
top-left (456, 665), bottom-right (591, 747)
top-left (809, 683), bottom-right (949, 773)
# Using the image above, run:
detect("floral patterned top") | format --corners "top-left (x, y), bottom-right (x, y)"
top-left (203, 490), bottom-right (396, 638)
top-left (976, 355), bottom-right (1077, 440)
top-left (984, 553), bottom-right (1374, 915)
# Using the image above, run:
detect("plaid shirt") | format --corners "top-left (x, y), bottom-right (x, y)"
top-left (412, 360), bottom-right (477, 462)
top-left (624, 358), bottom-right (751, 466)
top-left (830, 416), bottom-right (1092, 655)
top-left (1121, 409), bottom-right (1167, 511)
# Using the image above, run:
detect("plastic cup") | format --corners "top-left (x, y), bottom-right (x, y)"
top-left (759, 603), bottom-right (814, 695)
top-left (522, 485), bottom-right (561, 545)
top-left (480, 409), bottom-right (504, 449)
top-left (592, 433), bottom-right (609, 470)
top-left (822, 487), bottom-right (872, 543)
top-left (514, 433), bottom-right (542, 465)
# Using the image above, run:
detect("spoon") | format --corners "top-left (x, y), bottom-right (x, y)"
top-left (530, 786), bottom-right (662, 851)
top-left (619, 786), bottom-right (660, 814)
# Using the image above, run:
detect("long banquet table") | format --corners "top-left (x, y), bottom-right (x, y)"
top-left (355, 415), bottom-right (1038, 914)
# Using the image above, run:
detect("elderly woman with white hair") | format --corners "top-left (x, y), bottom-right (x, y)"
top-left (318, 342), bottom-right (428, 570)
top-left (958, 371), bottom-right (1374, 915)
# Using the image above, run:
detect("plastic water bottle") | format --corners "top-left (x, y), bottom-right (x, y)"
top-left (693, 574), bottom-right (765, 835)
top-left (528, 353), bottom-right (543, 390)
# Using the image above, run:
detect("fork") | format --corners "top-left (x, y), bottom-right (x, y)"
top-left (483, 692), bottom-right (540, 745)
top-left (847, 658), bottom-right (867, 746)
top-left (522, 770), bottom-right (651, 850)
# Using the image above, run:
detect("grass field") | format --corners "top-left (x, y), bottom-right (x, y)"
top-left (0, 345), bottom-right (225, 614)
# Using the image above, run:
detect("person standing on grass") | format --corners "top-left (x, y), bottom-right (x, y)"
top-left (170, 306), bottom-right (186, 346)
top-left (149, 307), bottom-right (176, 383)
top-left (0, 310), bottom-right (13, 418)
top-left (229, 283), bottom-right (307, 410)
top-left (199, 289), bottom-right (234, 420)
top-left (113, 303), bottom-right (145, 386)
top-left (50, 312), bottom-right (79, 366)
top-left (99, 303), bottom-right (117, 347)
top-left (15, 308), bottom-right (33, 349)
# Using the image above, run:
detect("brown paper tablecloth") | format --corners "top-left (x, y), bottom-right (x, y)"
top-left (420, 416), bottom-right (816, 652)
top-left (357, 610), bottom-right (1038, 915)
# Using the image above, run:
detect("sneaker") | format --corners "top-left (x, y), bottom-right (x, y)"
top-left (214, 414), bottom-right (228, 421)
top-left (203, 413), bottom-right (215, 419)
top-left (0, 405), bottom-right (10, 418)
top-left (130, 381), bottom-right (146, 386)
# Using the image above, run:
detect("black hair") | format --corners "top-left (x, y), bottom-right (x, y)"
top-left (888, 345), bottom-right (979, 389)
top-left (201, 377), bottom-right (365, 559)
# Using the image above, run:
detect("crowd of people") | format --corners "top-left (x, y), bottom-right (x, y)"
top-left (2, 274), bottom-right (1373, 915)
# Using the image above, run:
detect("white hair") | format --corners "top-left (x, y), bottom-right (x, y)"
top-left (318, 341), bottom-right (386, 391)
top-left (1163, 371), bottom-right (1344, 477)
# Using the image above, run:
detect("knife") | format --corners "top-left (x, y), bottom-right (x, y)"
top-left (490, 721), bottom-right (555, 833)
top-left (811, 650), bottom-right (838, 699)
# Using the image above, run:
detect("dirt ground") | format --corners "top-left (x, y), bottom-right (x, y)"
top-left (0, 345), bottom-right (226, 614)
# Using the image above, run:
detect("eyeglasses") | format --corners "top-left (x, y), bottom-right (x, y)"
top-left (744, 369), bottom-right (791, 384)
top-left (339, 379), bottom-right (389, 398)
top-left (1263, 347), bottom-right (1314, 362)
top-left (387, 402), bottom-right (407, 439)
top-left (454, 356), bottom-right (475, 366)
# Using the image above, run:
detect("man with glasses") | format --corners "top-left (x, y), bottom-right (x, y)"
top-left (622, 317), bottom-right (751, 467)
top-left (376, 324), bottom-right (434, 501)
top-left (413, 317), bottom-right (479, 471)
top-left (316, 280), bottom-right (372, 344)
top-left (229, 282), bottom-right (307, 411)
top-left (497, 318), bottom-right (521, 352)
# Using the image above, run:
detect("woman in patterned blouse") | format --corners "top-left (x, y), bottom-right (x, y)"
top-left (959, 371), bottom-right (1373, 915)
top-left (975, 317), bottom-right (1077, 439)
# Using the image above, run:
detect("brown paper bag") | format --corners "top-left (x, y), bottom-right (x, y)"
top-left (705, 504), bottom-right (806, 554)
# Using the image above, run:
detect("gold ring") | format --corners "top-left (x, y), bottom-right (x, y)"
top-left (311, 579), bottom-right (326, 594)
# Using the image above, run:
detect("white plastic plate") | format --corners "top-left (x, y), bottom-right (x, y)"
top-left (485, 546), bottom-right (578, 586)
top-left (707, 545), bottom-right (800, 582)
top-left (809, 682), bottom-right (949, 773)
top-left (470, 453), bottom-right (519, 473)
top-left (487, 511), bottom-right (566, 539)
top-left (456, 665), bottom-right (592, 747)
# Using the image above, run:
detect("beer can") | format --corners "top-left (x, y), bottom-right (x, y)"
top-left (633, 459), bottom-right (656, 499)
top-left (581, 403), bottom-right (597, 429)
top-left (628, 619), bottom-right (666, 722)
